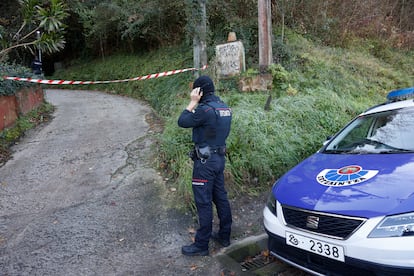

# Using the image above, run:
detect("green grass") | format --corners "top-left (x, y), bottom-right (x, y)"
top-left (0, 102), bottom-right (54, 164)
top-left (53, 33), bottom-right (414, 208)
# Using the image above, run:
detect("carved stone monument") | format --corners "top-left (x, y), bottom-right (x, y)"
top-left (215, 36), bottom-right (245, 78)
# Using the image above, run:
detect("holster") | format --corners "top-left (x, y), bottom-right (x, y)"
top-left (195, 145), bottom-right (211, 160)
top-left (189, 145), bottom-right (226, 161)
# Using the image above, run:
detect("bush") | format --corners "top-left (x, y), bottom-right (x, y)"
top-left (0, 63), bottom-right (36, 96)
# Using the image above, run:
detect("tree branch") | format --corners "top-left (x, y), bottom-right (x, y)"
top-left (0, 41), bottom-right (36, 57)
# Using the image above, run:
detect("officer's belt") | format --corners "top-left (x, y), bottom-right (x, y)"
top-left (210, 147), bottom-right (224, 154)
top-left (197, 145), bottom-right (226, 158)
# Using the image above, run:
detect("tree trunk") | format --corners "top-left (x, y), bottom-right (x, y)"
top-left (193, 0), bottom-right (207, 78)
top-left (258, 0), bottom-right (273, 73)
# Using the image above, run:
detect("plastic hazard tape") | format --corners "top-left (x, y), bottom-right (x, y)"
top-left (3, 65), bottom-right (208, 85)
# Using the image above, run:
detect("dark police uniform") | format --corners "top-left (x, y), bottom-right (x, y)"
top-left (178, 76), bottom-right (232, 255)
top-left (31, 58), bottom-right (42, 75)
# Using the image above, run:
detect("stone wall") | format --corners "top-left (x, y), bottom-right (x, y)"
top-left (0, 95), bottom-right (18, 131)
top-left (0, 86), bottom-right (44, 131)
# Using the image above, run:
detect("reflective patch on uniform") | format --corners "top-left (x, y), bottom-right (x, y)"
top-left (192, 178), bottom-right (208, 186)
top-left (218, 108), bottom-right (231, 117)
top-left (192, 181), bottom-right (205, 186)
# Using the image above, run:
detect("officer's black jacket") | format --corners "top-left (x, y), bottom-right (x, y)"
top-left (178, 94), bottom-right (232, 148)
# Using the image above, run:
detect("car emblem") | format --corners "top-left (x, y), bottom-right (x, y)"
top-left (306, 216), bottom-right (320, 229)
top-left (316, 165), bottom-right (378, 187)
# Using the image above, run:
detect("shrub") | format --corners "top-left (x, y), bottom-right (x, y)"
top-left (0, 63), bottom-right (36, 96)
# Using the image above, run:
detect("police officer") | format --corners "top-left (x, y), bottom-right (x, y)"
top-left (178, 75), bottom-right (233, 256)
top-left (31, 56), bottom-right (42, 75)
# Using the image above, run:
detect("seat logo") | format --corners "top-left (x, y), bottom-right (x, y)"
top-left (306, 216), bottom-right (320, 229)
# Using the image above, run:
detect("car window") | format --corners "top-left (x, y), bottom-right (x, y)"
top-left (370, 111), bottom-right (414, 150)
top-left (324, 107), bottom-right (414, 153)
top-left (333, 117), bottom-right (373, 149)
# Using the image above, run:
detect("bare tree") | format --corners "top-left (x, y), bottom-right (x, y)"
top-left (192, 0), bottom-right (208, 77)
top-left (258, 0), bottom-right (272, 72)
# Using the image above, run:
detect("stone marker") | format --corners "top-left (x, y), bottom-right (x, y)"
top-left (215, 39), bottom-right (245, 78)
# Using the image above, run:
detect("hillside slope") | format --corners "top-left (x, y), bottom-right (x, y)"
top-left (53, 33), bottom-right (413, 206)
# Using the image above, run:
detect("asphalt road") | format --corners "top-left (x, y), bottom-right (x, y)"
top-left (0, 89), bottom-right (222, 275)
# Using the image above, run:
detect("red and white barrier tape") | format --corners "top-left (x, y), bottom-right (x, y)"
top-left (3, 65), bottom-right (208, 85)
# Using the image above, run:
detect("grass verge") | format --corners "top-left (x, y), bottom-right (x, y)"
top-left (52, 33), bottom-right (414, 209)
top-left (0, 102), bottom-right (55, 167)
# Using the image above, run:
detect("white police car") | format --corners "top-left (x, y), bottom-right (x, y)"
top-left (263, 87), bottom-right (414, 276)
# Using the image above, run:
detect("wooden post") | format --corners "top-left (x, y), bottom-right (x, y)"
top-left (258, 0), bottom-right (272, 73)
top-left (193, 0), bottom-right (207, 78)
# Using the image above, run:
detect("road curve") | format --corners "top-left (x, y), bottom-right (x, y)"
top-left (0, 89), bottom-right (221, 275)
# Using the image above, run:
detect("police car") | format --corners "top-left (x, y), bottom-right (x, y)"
top-left (263, 87), bottom-right (414, 276)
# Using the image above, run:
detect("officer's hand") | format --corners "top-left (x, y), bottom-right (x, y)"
top-left (190, 87), bottom-right (203, 102)
top-left (186, 87), bottom-right (203, 112)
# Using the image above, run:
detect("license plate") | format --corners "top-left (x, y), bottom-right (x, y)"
top-left (285, 231), bottom-right (345, 262)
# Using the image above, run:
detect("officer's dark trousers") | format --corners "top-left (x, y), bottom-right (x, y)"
top-left (191, 153), bottom-right (232, 250)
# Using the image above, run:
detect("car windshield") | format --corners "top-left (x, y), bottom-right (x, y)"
top-left (323, 107), bottom-right (414, 154)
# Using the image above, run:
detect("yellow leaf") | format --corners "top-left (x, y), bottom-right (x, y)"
top-left (262, 250), bottom-right (270, 257)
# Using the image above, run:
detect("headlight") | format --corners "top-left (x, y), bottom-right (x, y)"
top-left (266, 190), bottom-right (277, 216)
top-left (368, 212), bottom-right (414, 238)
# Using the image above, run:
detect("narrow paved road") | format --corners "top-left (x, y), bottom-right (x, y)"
top-left (0, 89), bottom-right (221, 275)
